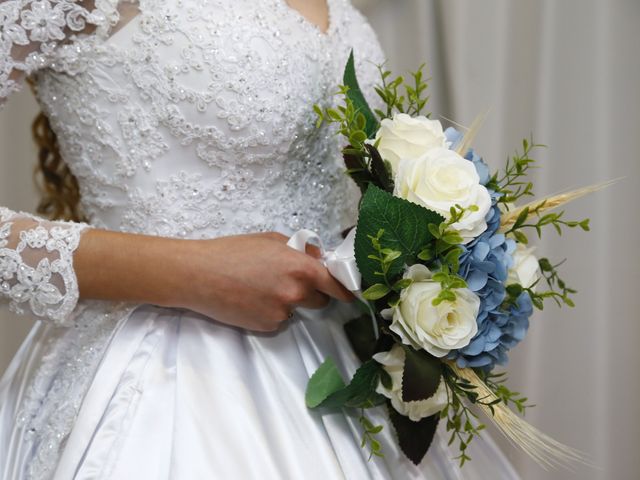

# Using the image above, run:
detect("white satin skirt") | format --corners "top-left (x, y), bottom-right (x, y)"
top-left (1, 301), bottom-right (520, 479)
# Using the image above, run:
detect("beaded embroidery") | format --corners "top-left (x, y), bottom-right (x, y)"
top-left (0, 0), bottom-right (385, 477)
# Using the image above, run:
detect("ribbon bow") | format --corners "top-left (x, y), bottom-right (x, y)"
top-left (286, 228), bottom-right (378, 338)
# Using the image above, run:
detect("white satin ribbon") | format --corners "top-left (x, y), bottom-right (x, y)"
top-left (287, 228), bottom-right (378, 338)
top-left (287, 228), bottom-right (361, 292)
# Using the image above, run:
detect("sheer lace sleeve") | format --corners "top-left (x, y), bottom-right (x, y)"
top-left (0, 0), bottom-right (122, 103)
top-left (0, 207), bottom-right (88, 325)
top-left (0, 1), bottom-right (123, 323)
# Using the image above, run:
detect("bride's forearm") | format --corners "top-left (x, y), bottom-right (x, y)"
top-left (73, 229), bottom-right (193, 308)
top-left (73, 229), bottom-right (353, 330)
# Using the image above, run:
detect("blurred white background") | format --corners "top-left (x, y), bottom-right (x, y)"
top-left (1, 0), bottom-right (639, 478)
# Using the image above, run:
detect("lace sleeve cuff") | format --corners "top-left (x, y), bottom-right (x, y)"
top-left (0, 207), bottom-right (89, 325)
top-left (1, 0), bottom-right (123, 104)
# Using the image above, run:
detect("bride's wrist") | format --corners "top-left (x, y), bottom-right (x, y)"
top-left (74, 228), bottom-right (199, 308)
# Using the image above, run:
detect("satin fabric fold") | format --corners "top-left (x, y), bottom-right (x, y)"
top-left (47, 303), bottom-right (519, 479)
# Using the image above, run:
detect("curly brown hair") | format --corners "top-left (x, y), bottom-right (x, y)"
top-left (28, 79), bottom-right (84, 223)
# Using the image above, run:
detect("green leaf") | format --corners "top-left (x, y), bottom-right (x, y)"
top-left (380, 369), bottom-right (393, 390)
top-left (342, 360), bottom-right (387, 408)
top-left (349, 130), bottom-right (368, 145)
top-left (362, 283), bottom-right (391, 300)
top-left (343, 148), bottom-right (373, 194)
top-left (388, 404), bottom-right (440, 465)
top-left (513, 207), bottom-right (530, 229)
top-left (444, 248), bottom-right (462, 270)
top-left (393, 278), bottom-right (413, 290)
top-left (344, 314), bottom-right (377, 362)
top-left (365, 143), bottom-right (394, 193)
top-left (322, 360), bottom-right (386, 409)
top-left (369, 425), bottom-right (384, 435)
top-left (306, 358), bottom-right (346, 408)
top-left (402, 347), bottom-right (443, 402)
top-left (343, 50), bottom-right (379, 138)
top-left (354, 186), bottom-right (445, 286)
top-left (506, 283), bottom-right (524, 297)
top-left (417, 247), bottom-right (434, 261)
top-left (513, 230), bottom-right (528, 244)
top-left (441, 232), bottom-right (463, 245)
top-left (428, 223), bottom-right (441, 239)
top-left (327, 108), bottom-right (342, 121)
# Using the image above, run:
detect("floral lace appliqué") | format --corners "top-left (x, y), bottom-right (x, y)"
top-left (0, 208), bottom-right (88, 325)
top-left (0, 0), bottom-right (122, 102)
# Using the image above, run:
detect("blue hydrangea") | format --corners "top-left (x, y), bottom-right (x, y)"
top-left (442, 127), bottom-right (534, 370)
top-left (444, 127), bottom-right (490, 186)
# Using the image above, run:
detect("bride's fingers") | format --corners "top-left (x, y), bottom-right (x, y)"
top-left (312, 264), bottom-right (355, 303)
top-left (304, 243), bottom-right (322, 259)
top-left (295, 290), bottom-right (330, 310)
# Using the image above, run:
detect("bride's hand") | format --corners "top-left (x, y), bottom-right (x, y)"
top-left (75, 229), bottom-right (353, 332)
top-left (176, 232), bottom-right (354, 332)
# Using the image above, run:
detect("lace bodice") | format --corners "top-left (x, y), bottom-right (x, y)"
top-left (0, 0), bottom-right (386, 322)
top-left (2, 3), bottom-right (385, 478)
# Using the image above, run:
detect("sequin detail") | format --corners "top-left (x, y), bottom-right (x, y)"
top-left (29, 0), bottom-right (385, 244)
top-left (0, 207), bottom-right (88, 325)
top-left (0, 0), bottom-right (122, 102)
top-left (0, 0), bottom-right (386, 477)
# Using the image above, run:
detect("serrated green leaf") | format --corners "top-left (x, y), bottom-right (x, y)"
top-left (320, 360), bottom-right (386, 409)
top-left (388, 404), bottom-right (440, 465)
top-left (402, 347), bottom-right (443, 402)
top-left (354, 186), bottom-right (445, 287)
top-left (306, 358), bottom-right (346, 408)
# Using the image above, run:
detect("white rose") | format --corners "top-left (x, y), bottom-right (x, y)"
top-left (373, 344), bottom-right (448, 421)
top-left (373, 114), bottom-right (448, 174)
top-left (394, 147), bottom-right (492, 243)
top-left (384, 264), bottom-right (479, 357)
top-left (507, 243), bottom-right (540, 290)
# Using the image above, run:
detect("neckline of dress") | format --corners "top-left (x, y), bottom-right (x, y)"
top-left (278, 0), bottom-right (337, 39)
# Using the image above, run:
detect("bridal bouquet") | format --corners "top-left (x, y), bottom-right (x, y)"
top-left (304, 52), bottom-right (602, 467)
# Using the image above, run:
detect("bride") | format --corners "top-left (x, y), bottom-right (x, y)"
top-left (0, 0), bottom-right (519, 478)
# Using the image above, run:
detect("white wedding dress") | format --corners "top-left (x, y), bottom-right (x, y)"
top-left (0, 1), bottom-right (520, 478)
